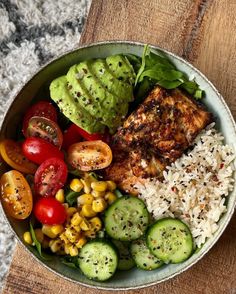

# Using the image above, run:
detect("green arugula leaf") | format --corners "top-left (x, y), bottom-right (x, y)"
top-left (61, 256), bottom-right (79, 268)
top-left (157, 79), bottom-right (183, 89)
top-left (135, 44), bottom-right (150, 86)
top-left (29, 222), bottom-right (52, 261)
top-left (65, 189), bottom-right (81, 206)
top-left (114, 189), bottom-right (123, 198)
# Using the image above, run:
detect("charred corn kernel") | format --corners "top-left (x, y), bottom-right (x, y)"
top-left (70, 178), bottom-right (83, 192)
top-left (34, 228), bottom-right (44, 243)
top-left (65, 227), bottom-right (79, 243)
top-left (80, 219), bottom-right (91, 231)
top-left (105, 192), bottom-right (117, 205)
top-left (41, 238), bottom-right (50, 249)
top-left (81, 204), bottom-right (97, 218)
top-left (106, 180), bottom-right (117, 191)
top-left (91, 181), bottom-right (107, 192)
top-left (71, 212), bottom-right (83, 226)
top-left (84, 230), bottom-right (96, 239)
top-left (77, 194), bottom-right (94, 206)
top-left (66, 207), bottom-right (77, 217)
top-left (49, 239), bottom-right (62, 253)
top-left (55, 189), bottom-right (65, 203)
top-left (69, 245), bottom-right (78, 256)
top-left (91, 190), bottom-right (105, 198)
top-left (92, 198), bottom-right (107, 213)
top-left (89, 217), bottom-right (102, 232)
top-left (51, 225), bottom-right (64, 235)
top-left (23, 231), bottom-right (33, 245)
top-left (64, 244), bottom-right (71, 255)
top-left (42, 225), bottom-right (58, 239)
top-left (75, 236), bottom-right (87, 248)
top-left (59, 232), bottom-right (70, 244)
top-left (81, 178), bottom-right (91, 194)
top-left (72, 225), bottom-right (81, 233)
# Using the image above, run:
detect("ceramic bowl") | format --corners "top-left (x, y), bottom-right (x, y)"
top-left (1, 41), bottom-right (236, 290)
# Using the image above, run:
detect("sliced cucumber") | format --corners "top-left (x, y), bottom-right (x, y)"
top-left (78, 240), bottom-right (118, 281)
top-left (146, 218), bottom-right (193, 264)
top-left (112, 240), bottom-right (135, 271)
top-left (104, 196), bottom-right (149, 241)
top-left (131, 238), bottom-right (163, 270)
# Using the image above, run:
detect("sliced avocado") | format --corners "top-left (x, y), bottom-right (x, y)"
top-left (50, 76), bottom-right (105, 134)
top-left (89, 59), bottom-right (133, 102)
top-left (106, 55), bottom-right (136, 85)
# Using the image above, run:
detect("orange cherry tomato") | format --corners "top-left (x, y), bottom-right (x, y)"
top-left (68, 140), bottom-right (112, 171)
top-left (0, 139), bottom-right (37, 174)
top-left (0, 170), bottom-right (33, 219)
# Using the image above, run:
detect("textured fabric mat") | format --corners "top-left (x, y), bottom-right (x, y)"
top-left (0, 0), bottom-right (91, 289)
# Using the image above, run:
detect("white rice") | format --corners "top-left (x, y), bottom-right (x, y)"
top-left (136, 124), bottom-right (235, 247)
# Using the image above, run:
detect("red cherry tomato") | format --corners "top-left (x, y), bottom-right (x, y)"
top-left (71, 124), bottom-right (111, 144)
top-left (34, 157), bottom-right (68, 197)
top-left (22, 137), bottom-right (64, 165)
top-left (27, 116), bottom-right (63, 148)
top-left (34, 197), bottom-right (66, 225)
top-left (62, 124), bottom-right (81, 151)
top-left (22, 101), bottom-right (57, 137)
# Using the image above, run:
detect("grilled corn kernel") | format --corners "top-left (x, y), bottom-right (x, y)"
top-left (89, 217), bottom-right (102, 232)
top-left (81, 204), bottom-right (97, 218)
top-left (66, 207), bottom-right (77, 217)
top-left (70, 178), bottom-right (83, 192)
top-left (23, 231), bottom-right (33, 245)
top-left (91, 190), bottom-right (105, 198)
top-left (59, 232), bottom-right (70, 244)
top-left (51, 225), bottom-right (64, 235)
top-left (71, 212), bottom-right (83, 226)
top-left (69, 245), bottom-right (78, 256)
top-left (106, 180), bottom-right (117, 191)
top-left (92, 198), bottom-right (107, 213)
top-left (64, 244), bottom-right (71, 255)
top-left (75, 236), bottom-right (87, 248)
top-left (105, 192), bottom-right (117, 205)
top-left (65, 227), bottom-right (79, 243)
top-left (80, 219), bottom-right (91, 231)
top-left (84, 230), bottom-right (96, 239)
top-left (34, 228), bottom-right (44, 243)
top-left (49, 239), bottom-right (62, 253)
top-left (81, 178), bottom-right (91, 194)
top-left (72, 225), bottom-right (81, 233)
top-left (42, 225), bottom-right (58, 239)
top-left (41, 238), bottom-right (50, 249)
top-left (91, 181), bottom-right (108, 192)
top-left (55, 189), bottom-right (65, 203)
top-left (77, 194), bottom-right (94, 206)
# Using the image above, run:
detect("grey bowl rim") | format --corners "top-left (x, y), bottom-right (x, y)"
top-left (1, 40), bottom-right (236, 291)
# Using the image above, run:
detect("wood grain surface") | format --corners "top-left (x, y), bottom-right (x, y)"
top-left (3, 0), bottom-right (236, 293)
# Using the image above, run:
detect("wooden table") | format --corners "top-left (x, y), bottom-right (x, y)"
top-left (3, 0), bottom-right (236, 293)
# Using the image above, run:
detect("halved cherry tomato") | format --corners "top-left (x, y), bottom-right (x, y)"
top-left (34, 197), bottom-right (66, 225)
top-left (22, 101), bottom-right (57, 137)
top-left (62, 124), bottom-right (81, 151)
top-left (0, 170), bottom-right (33, 219)
top-left (26, 116), bottom-right (63, 148)
top-left (22, 137), bottom-right (64, 165)
top-left (67, 140), bottom-right (112, 171)
top-left (34, 157), bottom-right (68, 197)
top-left (0, 140), bottom-right (37, 174)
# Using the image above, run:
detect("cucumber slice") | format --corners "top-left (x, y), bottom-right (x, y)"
top-left (78, 240), bottom-right (118, 281)
top-left (146, 218), bottom-right (193, 264)
top-left (112, 240), bottom-right (135, 271)
top-left (104, 196), bottom-right (149, 241)
top-left (131, 238), bottom-right (163, 270)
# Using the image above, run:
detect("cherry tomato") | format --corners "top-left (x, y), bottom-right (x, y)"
top-left (22, 137), bottom-right (64, 165)
top-left (22, 101), bottom-right (57, 137)
top-left (26, 116), bottom-right (63, 148)
top-left (0, 139), bottom-right (37, 174)
top-left (73, 125), bottom-right (105, 141)
top-left (68, 140), bottom-right (112, 171)
top-left (34, 197), bottom-right (66, 225)
top-left (62, 124), bottom-right (81, 151)
top-left (0, 170), bottom-right (33, 219)
top-left (34, 157), bottom-right (68, 197)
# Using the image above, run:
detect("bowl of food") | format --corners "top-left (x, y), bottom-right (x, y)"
top-left (0, 41), bottom-right (235, 290)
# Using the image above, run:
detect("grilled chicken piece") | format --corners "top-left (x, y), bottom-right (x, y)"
top-left (104, 86), bottom-right (213, 193)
